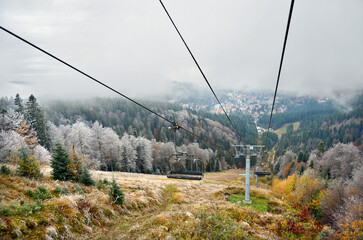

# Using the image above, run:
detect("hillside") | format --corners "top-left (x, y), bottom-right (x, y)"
top-left (0, 168), bottom-right (323, 240)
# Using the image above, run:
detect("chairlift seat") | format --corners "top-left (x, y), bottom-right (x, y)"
top-left (254, 171), bottom-right (271, 177)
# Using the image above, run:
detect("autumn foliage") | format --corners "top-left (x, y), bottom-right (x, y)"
top-left (6, 148), bottom-right (41, 178)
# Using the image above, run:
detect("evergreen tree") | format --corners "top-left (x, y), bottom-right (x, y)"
top-left (309, 159), bottom-right (314, 169)
top-left (35, 109), bottom-right (52, 150)
top-left (14, 93), bottom-right (24, 114)
top-left (109, 177), bottom-right (125, 205)
top-left (25, 94), bottom-right (52, 150)
top-left (79, 166), bottom-right (95, 186)
top-left (51, 143), bottom-right (72, 181)
top-left (298, 151), bottom-right (307, 163)
top-left (298, 165), bottom-right (305, 175)
top-left (25, 94), bottom-right (39, 128)
top-left (318, 142), bottom-right (326, 154)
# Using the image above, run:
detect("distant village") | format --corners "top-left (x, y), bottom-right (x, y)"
top-left (175, 91), bottom-right (329, 122)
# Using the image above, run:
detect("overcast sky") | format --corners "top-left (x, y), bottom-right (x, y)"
top-left (0, 0), bottom-right (362, 101)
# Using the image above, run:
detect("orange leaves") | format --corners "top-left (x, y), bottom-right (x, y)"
top-left (336, 204), bottom-right (363, 240)
top-left (16, 122), bottom-right (38, 149)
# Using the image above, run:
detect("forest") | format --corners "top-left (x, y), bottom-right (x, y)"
top-left (258, 95), bottom-right (363, 156)
top-left (1, 94), bottom-right (256, 174)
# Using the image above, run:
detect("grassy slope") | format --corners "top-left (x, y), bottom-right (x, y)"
top-left (274, 121), bottom-right (300, 138)
top-left (0, 169), bottom-right (321, 240)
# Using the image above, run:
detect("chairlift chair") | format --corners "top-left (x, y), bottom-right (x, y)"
top-left (167, 153), bottom-right (204, 180)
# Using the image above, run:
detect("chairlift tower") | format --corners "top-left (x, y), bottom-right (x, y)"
top-left (234, 145), bottom-right (264, 204)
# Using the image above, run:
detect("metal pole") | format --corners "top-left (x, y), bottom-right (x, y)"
top-left (255, 175), bottom-right (258, 188)
top-left (244, 145), bottom-right (252, 204)
top-left (245, 156), bottom-right (251, 202)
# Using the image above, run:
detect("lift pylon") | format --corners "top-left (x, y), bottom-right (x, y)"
top-left (234, 145), bottom-right (264, 204)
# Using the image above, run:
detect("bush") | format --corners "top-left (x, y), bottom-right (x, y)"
top-left (53, 185), bottom-right (70, 196)
top-left (54, 186), bottom-right (62, 197)
top-left (0, 206), bottom-right (11, 216)
top-left (109, 177), bottom-right (125, 205)
top-left (96, 180), bottom-right (105, 190)
top-left (26, 186), bottom-right (53, 201)
top-left (79, 167), bottom-right (95, 186)
top-left (16, 148), bottom-right (41, 178)
top-left (74, 183), bottom-right (84, 195)
top-left (0, 165), bottom-right (11, 175)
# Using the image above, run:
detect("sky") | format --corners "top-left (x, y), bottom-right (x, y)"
top-left (0, 0), bottom-right (362, 101)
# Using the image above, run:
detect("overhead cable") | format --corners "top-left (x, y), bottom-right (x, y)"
top-left (159, 0), bottom-right (242, 139)
top-left (265, 0), bottom-right (295, 145)
top-left (0, 25), bottom-right (220, 149)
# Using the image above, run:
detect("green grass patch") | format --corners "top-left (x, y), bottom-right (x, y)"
top-left (228, 194), bottom-right (268, 212)
top-left (163, 184), bottom-right (178, 195)
top-left (274, 121), bottom-right (300, 138)
top-left (119, 223), bottom-right (130, 230)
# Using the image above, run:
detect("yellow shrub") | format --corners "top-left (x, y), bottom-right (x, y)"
top-left (170, 193), bottom-right (184, 203)
top-left (294, 170), bottom-right (324, 207)
top-left (272, 175), bottom-right (297, 198)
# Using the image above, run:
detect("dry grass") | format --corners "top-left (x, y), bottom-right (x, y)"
top-left (90, 169), bottom-right (292, 239)
top-left (1, 168), bottom-right (311, 239)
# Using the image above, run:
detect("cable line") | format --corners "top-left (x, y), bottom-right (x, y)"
top-left (0, 25), bottom-right (220, 149)
top-left (264, 0), bottom-right (295, 145)
top-left (0, 26), bottom-right (172, 125)
top-left (159, 0), bottom-right (241, 140)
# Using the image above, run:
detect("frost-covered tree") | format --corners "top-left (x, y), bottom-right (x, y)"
top-left (0, 130), bottom-right (26, 162)
top-left (0, 109), bottom-right (23, 131)
top-left (317, 143), bottom-right (362, 179)
top-left (88, 121), bottom-right (104, 169)
top-left (33, 145), bottom-right (51, 165)
top-left (14, 93), bottom-right (24, 114)
top-left (49, 123), bottom-right (72, 148)
top-left (69, 121), bottom-right (92, 155)
top-left (120, 133), bottom-right (136, 172)
top-left (101, 127), bottom-right (122, 171)
top-left (134, 137), bottom-right (153, 173)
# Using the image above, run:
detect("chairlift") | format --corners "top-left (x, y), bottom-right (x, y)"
top-left (167, 152), bottom-right (204, 180)
top-left (254, 146), bottom-right (271, 177)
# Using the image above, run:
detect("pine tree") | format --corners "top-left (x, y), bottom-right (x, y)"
top-left (68, 147), bottom-right (83, 181)
top-left (35, 109), bottom-right (52, 150)
top-left (109, 177), bottom-right (125, 205)
top-left (318, 142), bottom-right (326, 153)
top-left (79, 166), bottom-right (95, 186)
top-left (14, 93), bottom-right (24, 114)
top-left (25, 94), bottom-right (52, 150)
top-left (25, 94), bottom-right (39, 128)
top-left (51, 143), bottom-right (72, 181)
top-left (309, 159), bottom-right (314, 169)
